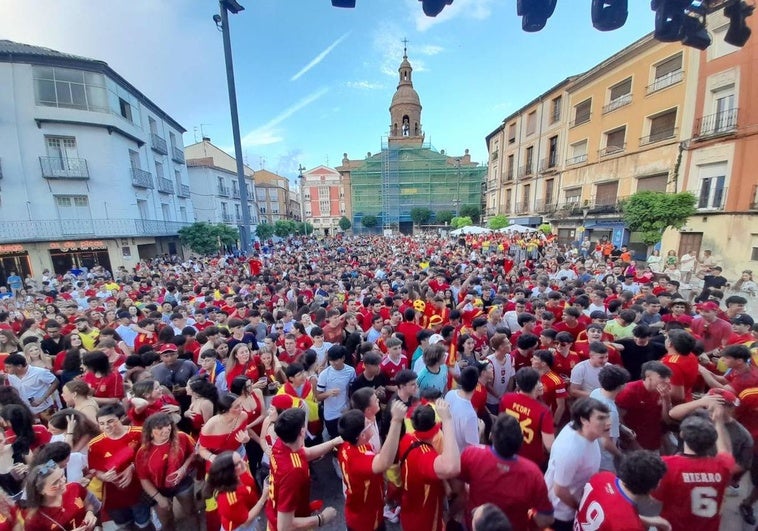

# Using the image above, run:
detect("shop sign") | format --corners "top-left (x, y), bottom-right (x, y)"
top-left (49, 240), bottom-right (107, 252)
top-left (0, 244), bottom-right (25, 255)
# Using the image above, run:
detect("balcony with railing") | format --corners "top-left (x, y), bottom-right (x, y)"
top-left (217, 185), bottom-right (230, 197)
top-left (640, 128), bottom-right (678, 146)
top-left (694, 108), bottom-right (739, 139)
top-left (534, 199), bottom-right (556, 214)
top-left (222, 213), bottom-right (234, 223)
top-left (151, 133), bottom-right (168, 155)
top-left (570, 113), bottom-right (592, 128)
top-left (539, 157), bottom-right (559, 173)
top-left (505, 167), bottom-right (515, 181)
top-left (171, 147), bottom-right (185, 164)
top-left (232, 188), bottom-right (240, 199)
top-left (0, 218), bottom-right (190, 243)
top-left (515, 202), bottom-right (530, 214)
top-left (602, 94), bottom-right (632, 114)
top-left (598, 144), bottom-right (626, 158)
top-left (587, 195), bottom-right (627, 214)
top-left (504, 202), bottom-right (512, 213)
top-left (518, 164), bottom-right (535, 179)
top-left (565, 154), bottom-right (588, 166)
top-left (157, 177), bottom-right (174, 194)
top-left (131, 167), bottom-right (153, 189)
top-left (177, 184), bottom-right (190, 198)
top-left (40, 157), bottom-right (89, 179)
top-left (646, 70), bottom-right (684, 94)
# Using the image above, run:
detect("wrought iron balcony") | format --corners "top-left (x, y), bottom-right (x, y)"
top-left (217, 185), bottom-right (230, 197)
top-left (40, 157), bottom-right (89, 179)
top-left (646, 70), bottom-right (684, 94)
top-left (598, 144), bottom-right (626, 158)
top-left (534, 199), bottom-right (556, 214)
top-left (515, 202), bottom-right (530, 214)
top-left (177, 184), bottom-right (190, 198)
top-left (587, 195), bottom-right (627, 214)
top-left (518, 164), bottom-right (535, 179)
top-left (602, 94), bottom-right (632, 114)
top-left (640, 128), bottom-right (678, 146)
top-left (0, 218), bottom-right (191, 243)
top-left (505, 168), bottom-right (515, 181)
top-left (131, 167), bottom-right (153, 189)
top-left (157, 177), bottom-right (174, 194)
top-left (565, 154), bottom-right (588, 166)
top-left (151, 133), bottom-right (168, 155)
top-left (171, 147), bottom-right (185, 164)
top-left (570, 113), bottom-right (591, 128)
top-left (694, 109), bottom-right (739, 139)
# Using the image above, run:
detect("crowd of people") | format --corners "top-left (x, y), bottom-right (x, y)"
top-left (0, 230), bottom-right (755, 531)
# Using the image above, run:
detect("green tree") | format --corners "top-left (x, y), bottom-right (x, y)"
top-left (459, 204), bottom-right (481, 223)
top-left (361, 215), bottom-right (378, 229)
top-left (488, 215), bottom-right (510, 230)
top-left (338, 216), bottom-right (352, 231)
top-left (274, 220), bottom-right (296, 238)
top-left (296, 222), bottom-right (314, 235)
top-left (178, 222), bottom-right (239, 255)
top-left (436, 210), bottom-right (454, 225)
top-left (255, 223), bottom-right (274, 240)
top-left (410, 207), bottom-right (433, 226)
top-left (621, 191), bottom-right (697, 245)
top-left (451, 216), bottom-right (473, 229)
top-left (538, 223), bottom-right (553, 235)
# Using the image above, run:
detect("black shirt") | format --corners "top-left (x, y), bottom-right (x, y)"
top-left (617, 337), bottom-right (667, 380)
top-left (40, 336), bottom-right (65, 357)
top-left (349, 372), bottom-right (389, 396)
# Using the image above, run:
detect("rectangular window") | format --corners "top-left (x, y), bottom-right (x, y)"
top-left (605, 78), bottom-right (632, 113)
top-left (649, 54), bottom-right (683, 93)
top-left (602, 127), bottom-right (626, 155)
top-left (568, 140), bottom-right (588, 165)
top-left (137, 199), bottom-right (148, 220)
top-left (595, 181), bottom-right (619, 206)
top-left (161, 204), bottom-right (171, 222)
top-left (149, 117), bottom-right (158, 135)
top-left (526, 111), bottom-right (537, 136)
top-left (548, 135), bottom-right (558, 167)
top-left (506, 155), bottom-right (515, 180)
top-left (508, 123), bottom-right (516, 144)
top-left (637, 173), bottom-right (668, 193)
top-left (155, 161), bottom-right (164, 180)
top-left (573, 99), bottom-right (592, 126)
top-left (129, 150), bottom-right (140, 170)
top-left (544, 178), bottom-right (555, 203)
top-left (505, 189), bottom-right (513, 212)
top-left (551, 96), bottom-right (562, 123)
top-left (647, 109), bottom-right (678, 143)
top-left (698, 176), bottom-right (726, 209)
top-left (525, 146), bottom-right (534, 174)
top-left (565, 187), bottom-right (581, 203)
top-left (119, 98), bottom-right (133, 122)
top-left (522, 184), bottom-right (531, 208)
top-left (33, 66), bottom-right (107, 112)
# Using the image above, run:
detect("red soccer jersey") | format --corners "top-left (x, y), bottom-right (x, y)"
top-left (575, 472), bottom-right (645, 531)
top-left (725, 365), bottom-right (758, 395)
top-left (511, 349), bottom-right (533, 372)
top-left (399, 434), bottom-right (445, 531)
top-left (380, 355), bottom-right (408, 383)
top-left (265, 438), bottom-right (311, 531)
top-left (574, 341), bottom-right (622, 365)
top-left (736, 388), bottom-right (758, 443)
top-left (217, 471), bottom-right (260, 531)
top-left (135, 432), bottom-right (195, 490)
top-left (552, 350), bottom-right (580, 378)
top-left (337, 442), bottom-right (385, 530)
top-left (655, 452), bottom-right (735, 531)
top-left (82, 371), bottom-right (124, 399)
top-left (615, 380), bottom-right (664, 451)
top-left (552, 321), bottom-right (585, 340)
top-left (23, 483), bottom-right (90, 531)
top-left (661, 353), bottom-right (700, 402)
top-left (499, 392), bottom-right (554, 467)
top-left (540, 371), bottom-right (568, 420)
top-left (460, 445), bottom-right (553, 530)
top-left (88, 426), bottom-right (143, 510)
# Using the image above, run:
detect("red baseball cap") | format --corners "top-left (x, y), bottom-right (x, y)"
top-left (708, 388), bottom-right (739, 407)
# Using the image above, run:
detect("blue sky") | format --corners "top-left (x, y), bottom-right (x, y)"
top-left (2, 0), bottom-right (656, 183)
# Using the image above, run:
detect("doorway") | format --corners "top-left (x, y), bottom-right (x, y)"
top-left (677, 232), bottom-right (703, 258)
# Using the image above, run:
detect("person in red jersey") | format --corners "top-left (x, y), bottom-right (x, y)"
top-left (380, 337), bottom-right (407, 383)
top-left (88, 403), bottom-right (152, 530)
top-left (23, 460), bottom-right (100, 531)
top-left (511, 333), bottom-right (539, 372)
top-left (337, 400), bottom-right (406, 531)
top-left (399, 399), bottom-right (460, 531)
top-left (575, 450), bottom-right (670, 531)
top-left (206, 451), bottom-right (268, 531)
top-left (736, 386), bottom-right (758, 524)
top-left (135, 413), bottom-right (198, 530)
top-left (552, 307), bottom-right (586, 341)
top-left (654, 410), bottom-right (736, 531)
top-left (499, 367), bottom-right (555, 468)
top-left (699, 344), bottom-right (758, 396)
top-left (660, 329), bottom-right (699, 403)
top-left (531, 349), bottom-right (568, 426)
top-left (552, 332), bottom-right (581, 379)
top-left (453, 413), bottom-right (554, 530)
top-left (265, 407), bottom-right (342, 530)
top-left (616, 361), bottom-right (673, 452)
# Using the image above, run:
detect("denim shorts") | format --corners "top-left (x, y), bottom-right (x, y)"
top-left (108, 501), bottom-right (152, 527)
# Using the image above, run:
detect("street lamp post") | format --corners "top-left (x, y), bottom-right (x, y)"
top-left (215, 0), bottom-right (251, 254)
top-left (455, 158), bottom-right (462, 217)
top-left (298, 164), bottom-right (307, 237)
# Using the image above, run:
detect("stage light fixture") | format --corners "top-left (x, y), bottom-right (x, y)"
top-left (517, 0), bottom-right (558, 32)
top-left (592, 0), bottom-right (629, 31)
top-left (680, 13), bottom-right (712, 49)
top-left (419, 0), bottom-right (454, 17)
top-left (724, 0), bottom-right (755, 47)
top-left (653, 0), bottom-right (689, 42)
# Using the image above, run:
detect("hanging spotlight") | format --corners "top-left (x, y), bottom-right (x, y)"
top-left (517, 0), bottom-right (558, 32)
top-left (331, 0), bottom-right (356, 6)
top-left (419, 0), bottom-right (454, 17)
top-left (724, 0), bottom-right (755, 47)
top-left (591, 0), bottom-right (628, 31)
top-left (653, 0), bottom-right (689, 42)
top-left (680, 13), bottom-right (712, 49)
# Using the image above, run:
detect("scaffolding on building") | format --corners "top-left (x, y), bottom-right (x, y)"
top-left (351, 138), bottom-right (488, 233)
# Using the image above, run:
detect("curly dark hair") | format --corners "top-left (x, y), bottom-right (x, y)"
top-left (205, 451), bottom-right (240, 493)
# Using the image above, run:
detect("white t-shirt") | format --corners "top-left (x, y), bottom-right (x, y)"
top-left (316, 364), bottom-right (356, 421)
top-left (589, 388), bottom-right (620, 472)
top-left (545, 426), bottom-right (601, 521)
top-left (9, 365), bottom-right (57, 414)
top-left (444, 390), bottom-right (479, 453)
top-left (486, 354), bottom-right (514, 406)
top-left (570, 361), bottom-right (607, 394)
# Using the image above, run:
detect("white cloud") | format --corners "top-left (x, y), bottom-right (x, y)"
top-left (240, 87), bottom-right (329, 148)
top-left (372, 21), bottom-right (443, 77)
top-left (409, 0), bottom-right (496, 32)
top-left (346, 81), bottom-right (384, 90)
top-left (290, 32), bottom-right (351, 81)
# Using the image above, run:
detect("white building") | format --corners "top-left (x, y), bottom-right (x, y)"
top-left (0, 40), bottom-right (194, 282)
top-left (184, 138), bottom-right (259, 231)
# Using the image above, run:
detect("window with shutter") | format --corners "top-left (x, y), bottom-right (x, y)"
top-left (649, 110), bottom-right (677, 142)
top-left (610, 78), bottom-right (632, 100)
top-left (636, 174), bottom-right (668, 193)
top-left (595, 182), bottom-right (619, 206)
top-left (604, 127), bottom-right (626, 155)
top-left (655, 54), bottom-right (682, 78)
top-left (574, 99), bottom-right (592, 125)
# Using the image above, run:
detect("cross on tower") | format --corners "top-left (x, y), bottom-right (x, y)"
top-left (402, 37), bottom-right (409, 57)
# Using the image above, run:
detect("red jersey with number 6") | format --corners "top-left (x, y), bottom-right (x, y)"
top-left (654, 452), bottom-right (735, 531)
top-left (499, 392), bottom-right (554, 467)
